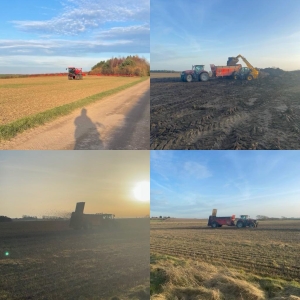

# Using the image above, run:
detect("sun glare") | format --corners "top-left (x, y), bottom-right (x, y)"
top-left (133, 181), bottom-right (150, 202)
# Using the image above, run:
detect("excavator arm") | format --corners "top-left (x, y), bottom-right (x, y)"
top-left (236, 54), bottom-right (259, 79)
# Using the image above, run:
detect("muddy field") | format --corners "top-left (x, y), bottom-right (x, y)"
top-left (150, 219), bottom-right (300, 281)
top-left (0, 76), bottom-right (141, 125)
top-left (150, 71), bottom-right (300, 149)
top-left (0, 219), bottom-right (149, 300)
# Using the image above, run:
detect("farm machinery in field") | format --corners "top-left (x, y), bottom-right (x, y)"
top-left (66, 67), bottom-right (83, 80)
top-left (207, 209), bottom-right (258, 228)
top-left (180, 65), bottom-right (210, 82)
top-left (232, 54), bottom-right (260, 81)
top-left (69, 202), bottom-right (116, 230)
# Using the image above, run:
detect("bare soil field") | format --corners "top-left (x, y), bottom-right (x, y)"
top-left (150, 71), bottom-right (300, 149)
top-left (151, 219), bottom-right (300, 299)
top-left (150, 72), bottom-right (180, 78)
top-left (0, 219), bottom-right (149, 300)
top-left (0, 76), bottom-right (141, 125)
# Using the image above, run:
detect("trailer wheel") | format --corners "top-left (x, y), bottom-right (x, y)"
top-left (233, 73), bottom-right (238, 80)
top-left (236, 221), bottom-right (244, 228)
top-left (249, 223), bottom-right (255, 228)
top-left (211, 222), bottom-right (218, 228)
top-left (185, 74), bottom-right (193, 82)
top-left (200, 72), bottom-right (209, 82)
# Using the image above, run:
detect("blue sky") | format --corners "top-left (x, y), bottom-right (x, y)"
top-left (151, 0), bottom-right (300, 71)
top-left (0, 151), bottom-right (149, 218)
top-left (151, 151), bottom-right (300, 218)
top-left (0, 0), bottom-right (149, 74)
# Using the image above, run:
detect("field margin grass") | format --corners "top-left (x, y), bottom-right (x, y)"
top-left (0, 76), bottom-right (148, 141)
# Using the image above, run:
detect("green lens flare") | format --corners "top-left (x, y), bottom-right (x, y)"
top-left (5, 252), bottom-right (9, 256)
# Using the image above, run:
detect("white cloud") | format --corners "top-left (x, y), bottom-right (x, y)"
top-left (184, 161), bottom-right (212, 179)
top-left (11, 0), bottom-right (149, 36)
top-left (0, 38), bottom-right (148, 56)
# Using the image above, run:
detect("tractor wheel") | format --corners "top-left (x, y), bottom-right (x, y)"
top-left (211, 222), bottom-right (218, 228)
top-left (200, 72), bottom-right (209, 82)
top-left (233, 73), bottom-right (238, 80)
top-left (247, 75), bottom-right (253, 81)
top-left (249, 223), bottom-right (255, 228)
top-left (185, 74), bottom-right (193, 82)
top-left (236, 221), bottom-right (244, 228)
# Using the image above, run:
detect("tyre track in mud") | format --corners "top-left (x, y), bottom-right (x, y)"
top-left (150, 73), bottom-right (300, 149)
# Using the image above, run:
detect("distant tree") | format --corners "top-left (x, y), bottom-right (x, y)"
top-left (256, 215), bottom-right (269, 220)
top-left (0, 216), bottom-right (12, 222)
top-left (159, 216), bottom-right (162, 219)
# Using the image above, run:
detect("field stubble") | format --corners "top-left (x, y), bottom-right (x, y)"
top-left (151, 219), bottom-right (300, 281)
top-left (0, 76), bottom-right (141, 125)
top-left (0, 219), bottom-right (149, 300)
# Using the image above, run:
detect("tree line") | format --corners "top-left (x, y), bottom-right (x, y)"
top-left (90, 55), bottom-right (150, 76)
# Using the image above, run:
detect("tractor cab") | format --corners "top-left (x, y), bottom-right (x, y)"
top-left (67, 67), bottom-right (76, 73)
top-left (192, 65), bottom-right (205, 73)
top-left (240, 67), bottom-right (250, 74)
top-left (240, 215), bottom-right (250, 219)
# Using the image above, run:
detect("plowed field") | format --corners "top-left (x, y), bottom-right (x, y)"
top-left (0, 219), bottom-right (149, 300)
top-left (150, 219), bottom-right (300, 281)
top-left (150, 71), bottom-right (300, 149)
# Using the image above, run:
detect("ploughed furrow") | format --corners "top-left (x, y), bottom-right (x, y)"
top-left (150, 73), bottom-right (300, 149)
top-left (150, 245), bottom-right (300, 280)
top-left (151, 237), bottom-right (298, 269)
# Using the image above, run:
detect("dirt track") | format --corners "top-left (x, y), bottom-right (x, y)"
top-left (0, 79), bottom-right (150, 150)
top-left (150, 71), bottom-right (300, 149)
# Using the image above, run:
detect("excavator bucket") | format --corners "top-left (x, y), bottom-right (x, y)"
top-left (227, 57), bottom-right (239, 66)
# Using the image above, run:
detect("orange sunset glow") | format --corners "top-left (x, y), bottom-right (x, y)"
top-left (0, 151), bottom-right (149, 218)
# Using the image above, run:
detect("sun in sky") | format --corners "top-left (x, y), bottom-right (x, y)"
top-left (133, 181), bottom-right (150, 202)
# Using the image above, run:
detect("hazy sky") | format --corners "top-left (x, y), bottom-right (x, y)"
top-left (151, 151), bottom-right (300, 218)
top-left (0, 0), bottom-right (150, 74)
top-left (0, 151), bottom-right (150, 218)
top-left (151, 0), bottom-right (300, 71)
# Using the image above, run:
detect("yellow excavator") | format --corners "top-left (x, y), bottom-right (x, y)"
top-left (232, 54), bottom-right (259, 80)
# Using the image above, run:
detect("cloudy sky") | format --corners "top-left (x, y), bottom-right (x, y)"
top-left (0, 151), bottom-right (150, 218)
top-left (151, 151), bottom-right (300, 218)
top-left (0, 0), bottom-right (149, 74)
top-left (151, 0), bottom-right (300, 71)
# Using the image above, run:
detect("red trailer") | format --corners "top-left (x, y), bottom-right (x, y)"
top-left (210, 64), bottom-right (242, 78)
top-left (207, 209), bottom-right (236, 228)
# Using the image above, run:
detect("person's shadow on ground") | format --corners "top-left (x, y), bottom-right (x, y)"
top-left (74, 108), bottom-right (105, 150)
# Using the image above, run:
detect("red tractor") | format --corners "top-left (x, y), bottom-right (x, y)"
top-left (66, 67), bottom-right (83, 80)
top-left (181, 65), bottom-right (209, 82)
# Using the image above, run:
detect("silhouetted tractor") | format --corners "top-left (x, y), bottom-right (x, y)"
top-left (66, 67), bottom-right (83, 80)
top-left (69, 202), bottom-right (116, 230)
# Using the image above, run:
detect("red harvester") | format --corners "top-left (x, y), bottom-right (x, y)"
top-left (66, 67), bottom-right (83, 80)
